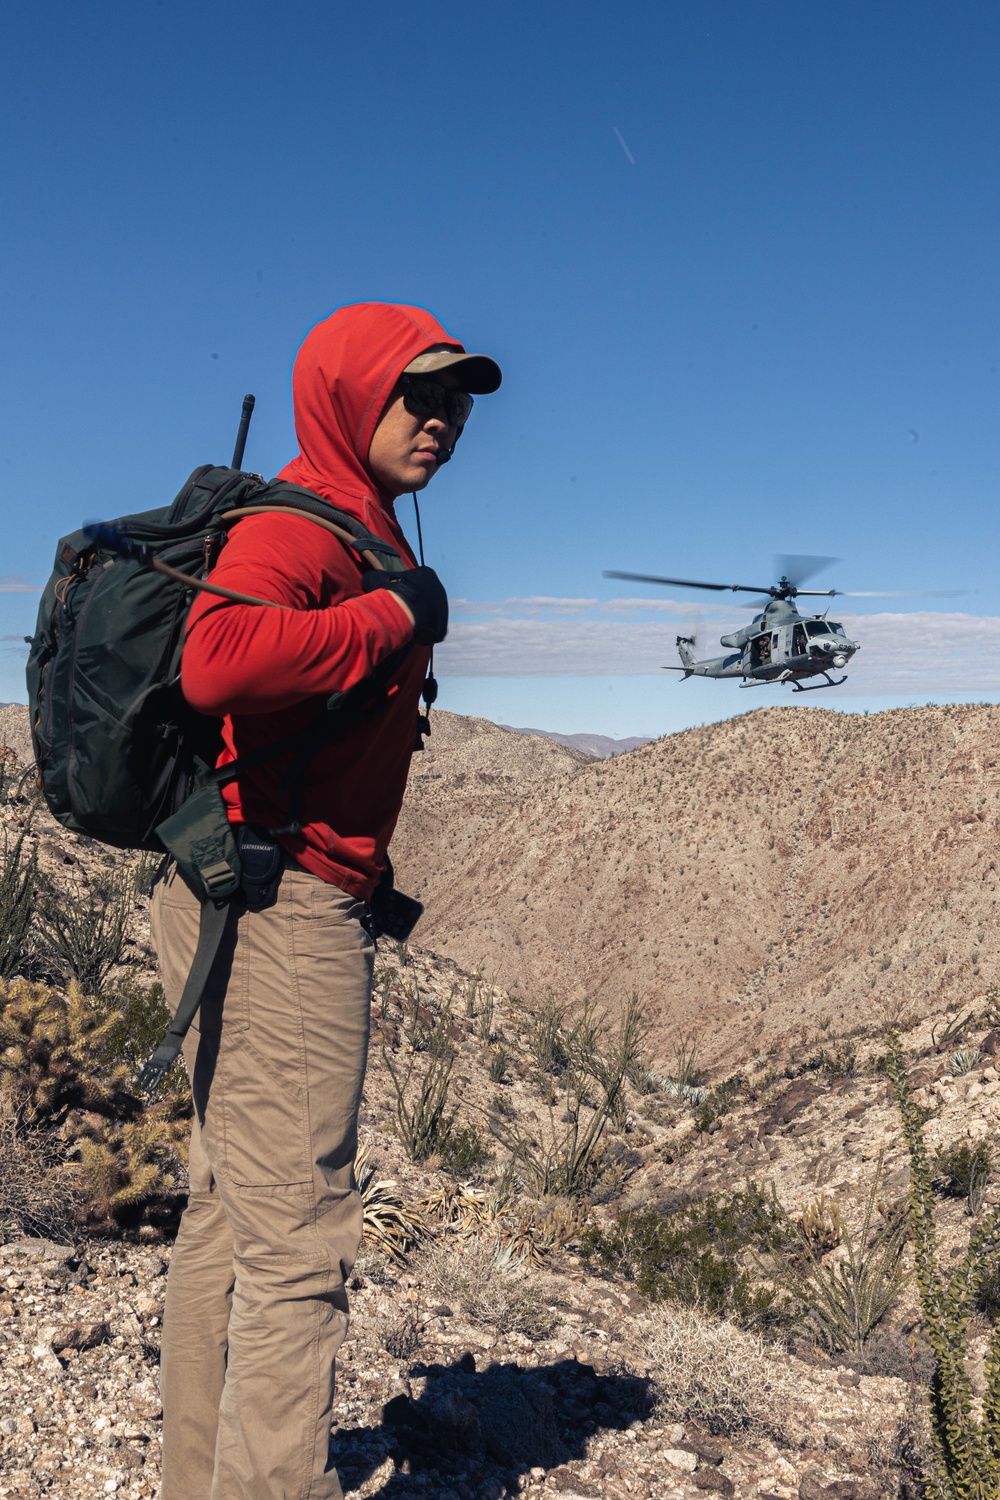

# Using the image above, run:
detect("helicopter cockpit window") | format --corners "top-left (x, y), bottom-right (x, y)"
top-left (828, 621), bottom-right (845, 635)
top-left (805, 621), bottom-right (831, 637)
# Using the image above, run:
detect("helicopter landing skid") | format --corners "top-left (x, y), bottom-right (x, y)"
top-left (791, 672), bottom-right (848, 693)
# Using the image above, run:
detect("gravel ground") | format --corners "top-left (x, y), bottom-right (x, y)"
top-left (0, 1233), bottom-right (910, 1500)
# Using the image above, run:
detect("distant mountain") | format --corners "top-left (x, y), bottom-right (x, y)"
top-left (501, 725), bottom-right (654, 759)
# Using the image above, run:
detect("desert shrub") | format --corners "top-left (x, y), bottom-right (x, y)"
top-left (490, 993), bottom-right (646, 1199)
top-left (531, 997), bottom-right (569, 1074)
top-left (841, 1322), bottom-right (935, 1385)
top-left (489, 1088), bottom-right (515, 1118)
top-left (888, 1029), bottom-right (1000, 1494)
top-left (0, 825), bottom-right (37, 980)
top-left (379, 1312), bottom-right (421, 1359)
top-left (807, 1042), bottom-right (858, 1079)
top-left (35, 868), bottom-right (134, 993)
top-left (949, 1047), bottom-right (982, 1077)
top-left (767, 1155), bottom-right (908, 1354)
top-left (694, 1073), bottom-right (745, 1132)
top-left (582, 1183), bottom-right (791, 1329)
top-left (96, 973), bottom-right (179, 1077)
top-left (488, 1047), bottom-right (508, 1084)
top-left (934, 1139), bottom-right (991, 1213)
top-left (439, 1124), bottom-right (494, 1180)
top-left (425, 1239), bottom-right (556, 1337)
top-left (645, 1305), bottom-right (794, 1440)
top-left (0, 1105), bottom-right (81, 1242)
top-left (130, 851), bottom-right (162, 900)
top-left (384, 1008), bottom-right (456, 1162)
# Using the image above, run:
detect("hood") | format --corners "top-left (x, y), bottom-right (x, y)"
top-left (277, 302), bottom-right (464, 520)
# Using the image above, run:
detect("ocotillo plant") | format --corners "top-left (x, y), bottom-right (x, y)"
top-left (887, 1029), bottom-right (1000, 1496)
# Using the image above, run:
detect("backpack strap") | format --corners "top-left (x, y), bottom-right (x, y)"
top-left (135, 895), bottom-right (232, 1095)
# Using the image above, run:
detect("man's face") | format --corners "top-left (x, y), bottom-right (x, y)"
top-left (367, 375), bottom-right (463, 496)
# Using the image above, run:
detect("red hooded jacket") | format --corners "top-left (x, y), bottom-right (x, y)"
top-left (180, 302), bottom-right (463, 898)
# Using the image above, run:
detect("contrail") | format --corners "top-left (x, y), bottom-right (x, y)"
top-left (612, 127), bottom-right (636, 165)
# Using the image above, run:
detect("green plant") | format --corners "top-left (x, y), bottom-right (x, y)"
top-left (97, 973), bottom-right (184, 1084)
top-left (673, 1036), bottom-right (704, 1090)
top-left (130, 851), bottom-right (162, 899)
top-left (694, 1074), bottom-right (744, 1132)
top-left (488, 1047), bottom-right (508, 1084)
top-left (531, 996), bottom-right (569, 1073)
top-left (766, 1155), bottom-right (908, 1354)
top-left (0, 825), bottom-right (37, 980)
top-left (439, 1123), bottom-right (494, 1179)
top-left (949, 1047), bottom-right (982, 1077)
top-left (36, 868), bottom-right (134, 993)
top-left (383, 1009), bottom-right (456, 1162)
top-left (934, 1141), bottom-right (991, 1213)
top-left (489, 993), bottom-right (646, 1199)
top-left (887, 1029), bottom-right (1000, 1496)
top-left (582, 1183), bottom-right (792, 1329)
top-left (932, 1010), bottom-right (978, 1050)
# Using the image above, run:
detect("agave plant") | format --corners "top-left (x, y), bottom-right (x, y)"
top-left (355, 1143), bottom-right (428, 1264)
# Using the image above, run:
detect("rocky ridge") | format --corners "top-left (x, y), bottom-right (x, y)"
top-left (393, 702), bottom-right (1000, 1068)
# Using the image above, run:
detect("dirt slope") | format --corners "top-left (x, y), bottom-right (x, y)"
top-left (393, 704), bottom-right (1000, 1068)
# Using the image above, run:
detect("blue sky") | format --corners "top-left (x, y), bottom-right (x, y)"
top-left (3, 1), bottom-right (998, 737)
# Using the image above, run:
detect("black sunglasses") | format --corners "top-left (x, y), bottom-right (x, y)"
top-left (400, 375), bottom-right (474, 429)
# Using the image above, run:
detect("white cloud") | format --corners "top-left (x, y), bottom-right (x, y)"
top-left (436, 601), bottom-right (1000, 693)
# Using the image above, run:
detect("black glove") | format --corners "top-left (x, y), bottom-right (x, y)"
top-left (362, 565), bottom-right (448, 645)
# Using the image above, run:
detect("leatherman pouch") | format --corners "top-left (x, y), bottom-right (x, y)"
top-left (155, 782), bottom-right (242, 901)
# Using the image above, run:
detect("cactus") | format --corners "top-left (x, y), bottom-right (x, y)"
top-left (887, 1029), bottom-right (1000, 1495)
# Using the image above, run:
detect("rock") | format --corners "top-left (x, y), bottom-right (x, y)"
top-left (837, 1370), bottom-right (861, 1388)
top-left (130, 1379), bottom-right (162, 1419)
top-left (44, 1320), bottom-right (109, 1352)
top-left (693, 1470), bottom-right (735, 1496)
top-left (681, 1431), bottom-right (727, 1463)
top-left (31, 1342), bottom-right (63, 1374)
top-left (662, 1446), bottom-right (698, 1472)
top-left (0, 1238), bottom-right (75, 1266)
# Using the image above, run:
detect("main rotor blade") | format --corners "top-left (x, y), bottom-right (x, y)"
top-left (775, 554), bottom-right (839, 588)
top-left (838, 589), bottom-right (972, 598)
top-left (603, 570), bottom-right (776, 594)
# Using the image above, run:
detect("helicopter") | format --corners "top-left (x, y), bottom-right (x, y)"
top-left (603, 557), bottom-right (879, 692)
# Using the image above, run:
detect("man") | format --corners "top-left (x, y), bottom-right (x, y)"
top-left (149, 301), bottom-right (502, 1499)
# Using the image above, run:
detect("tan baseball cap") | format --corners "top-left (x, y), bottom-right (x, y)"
top-left (403, 344), bottom-right (502, 393)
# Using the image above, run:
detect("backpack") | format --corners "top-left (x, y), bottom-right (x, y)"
top-left (27, 463), bottom-right (406, 857)
top-left (26, 463), bottom-right (412, 1091)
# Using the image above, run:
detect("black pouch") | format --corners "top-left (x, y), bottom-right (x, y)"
top-left (367, 858), bottom-right (424, 942)
top-left (236, 824), bottom-right (284, 910)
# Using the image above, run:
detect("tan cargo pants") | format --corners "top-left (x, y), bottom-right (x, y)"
top-left (150, 858), bottom-right (374, 1500)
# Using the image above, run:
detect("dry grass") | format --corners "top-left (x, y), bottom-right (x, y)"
top-left (0, 1105), bottom-right (81, 1242)
top-left (425, 1238), bottom-right (556, 1338)
top-left (644, 1305), bottom-right (795, 1440)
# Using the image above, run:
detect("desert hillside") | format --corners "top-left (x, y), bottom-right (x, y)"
top-left (393, 703), bottom-right (1000, 1068)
